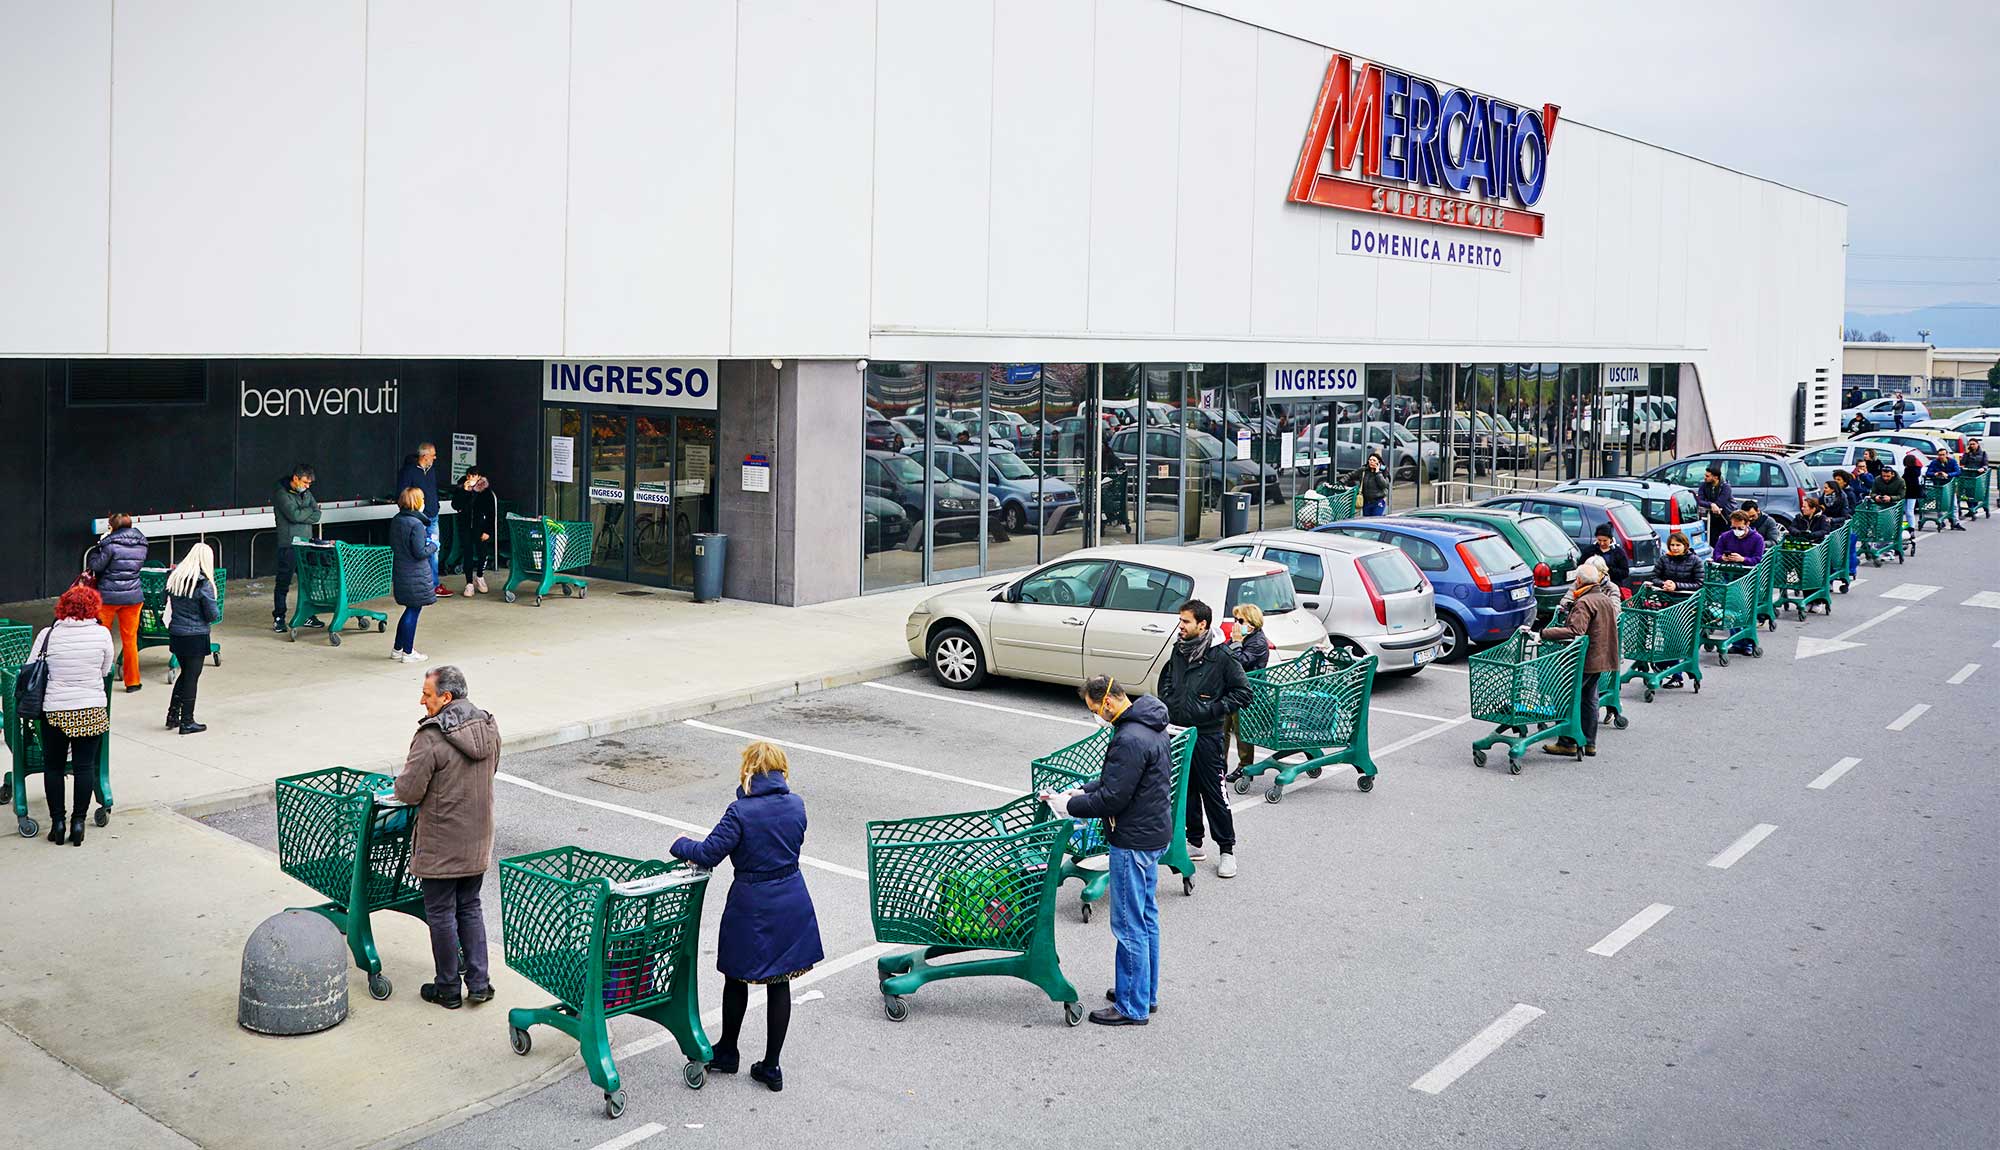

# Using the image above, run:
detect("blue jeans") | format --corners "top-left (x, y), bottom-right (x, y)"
top-left (395, 605), bottom-right (422, 654)
top-left (1902, 498), bottom-right (1916, 532)
top-left (1108, 845), bottom-right (1162, 1020)
top-left (1363, 499), bottom-right (1387, 517)
top-left (426, 519), bottom-right (440, 586)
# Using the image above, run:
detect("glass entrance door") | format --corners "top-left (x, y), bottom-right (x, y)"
top-left (555, 409), bottom-right (719, 591)
top-left (586, 411), bottom-right (630, 579)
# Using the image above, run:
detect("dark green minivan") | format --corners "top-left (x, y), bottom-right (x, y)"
top-left (1405, 506), bottom-right (1582, 621)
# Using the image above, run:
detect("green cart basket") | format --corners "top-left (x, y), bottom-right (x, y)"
top-left (2, 668), bottom-right (113, 837)
top-left (1955, 470), bottom-right (1990, 520)
top-left (1774, 536), bottom-right (1835, 620)
top-left (0, 621), bottom-right (32, 671)
top-left (1607, 586), bottom-right (1703, 723)
top-left (1293, 484), bottom-right (1357, 530)
top-left (275, 767), bottom-right (424, 999)
top-left (1915, 481), bottom-right (1956, 533)
top-left (137, 565), bottom-right (227, 682)
top-left (1229, 647), bottom-right (1378, 803)
top-left (1700, 561), bottom-right (1762, 664)
top-left (1852, 502), bottom-right (1907, 566)
top-left (869, 795), bottom-right (1082, 1025)
top-left (1827, 519), bottom-right (1856, 593)
top-left (1468, 632), bottom-right (1590, 773)
top-left (500, 848), bottom-right (713, 1119)
top-left (288, 541), bottom-right (392, 644)
top-left (503, 514), bottom-right (592, 605)
top-left (1028, 726), bottom-right (1197, 922)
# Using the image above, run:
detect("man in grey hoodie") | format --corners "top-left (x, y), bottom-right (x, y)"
top-left (395, 665), bottom-right (501, 1009)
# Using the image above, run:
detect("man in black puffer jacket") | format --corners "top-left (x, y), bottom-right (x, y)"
top-left (1155, 598), bottom-right (1252, 879)
top-left (1046, 679), bottom-right (1172, 1027)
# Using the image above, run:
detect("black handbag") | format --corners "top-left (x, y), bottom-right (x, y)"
top-left (15, 632), bottom-right (50, 719)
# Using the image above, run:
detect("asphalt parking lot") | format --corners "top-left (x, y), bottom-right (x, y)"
top-left (207, 523), bottom-right (2000, 1150)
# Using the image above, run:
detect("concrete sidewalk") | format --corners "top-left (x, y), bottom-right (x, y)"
top-left (3, 575), bottom-right (962, 815)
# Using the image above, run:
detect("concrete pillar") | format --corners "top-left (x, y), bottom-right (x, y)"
top-left (716, 359), bottom-right (862, 605)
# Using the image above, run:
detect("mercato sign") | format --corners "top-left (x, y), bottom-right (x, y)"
top-left (1290, 54), bottom-right (1558, 239)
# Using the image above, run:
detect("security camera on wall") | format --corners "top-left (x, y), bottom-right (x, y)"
top-left (856, 359), bottom-right (869, 373)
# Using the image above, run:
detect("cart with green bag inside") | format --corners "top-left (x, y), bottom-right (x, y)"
top-left (500, 848), bottom-right (713, 1119)
top-left (503, 513), bottom-right (592, 605)
top-left (2, 668), bottom-right (113, 837)
top-left (1468, 632), bottom-right (1590, 772)
top-left (1955, 470), bottom-right (1990, 520)
top-left (287, 541), bottom-right (391, 644)
top-left (1028, 726), bottom-right (1198, 921)
top-left (137, 565), bottom-right (227, 682)
top-left (1851, 502), bottom-right (1907, 566)
top-left (1292, 484), bottom-right (1357, 530)
top-left (1699, 560), bottom-right (1762, 663)
top-left (274, 767), bottom-right (424, 999)
top-left (1774, 534), bottom-right (1836, 620)
top-left (869, 795), bottom-right (1083, 1025)
top-left (1915, 480), bottom-right (1955, 533)
top-left (1607, 585), bottom-right (1702, 724)
top-left (1228, 647), bottom-right (1378, 803)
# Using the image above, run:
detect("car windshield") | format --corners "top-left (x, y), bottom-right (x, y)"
top-left (1516, 516), bottom-right (1577, 559)
top-left (1608, 503), bottom-right (1653, 539)
top-left (1464, 535), bottom-right (1528, 576)
top-left (990, 452), bottom-right (1034, 480)
top-left (1226, 572), bottom-right (1296, 615)
top-left (1187, 431), bottom-right (1224, 460)
top-left (1486, 415), bottom-right (1520, 434)
top-left (882, 455), bottom-right (941, 484)
top-left (1359, 549), bottom-right (1425, 594)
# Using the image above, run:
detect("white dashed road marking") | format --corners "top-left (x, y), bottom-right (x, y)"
top-left (1808, 757), bottom-right (1861, 790)
top-left (1880, 583), bottom-right (1939, 602)
top-left (683, 719), bottom-right (1019, 796)
top-left (1708, 824), bottom-right (1778, 870)
top-left (588, 1124), bottom-right (666, 1150)
top-left (1587, 904), bottom-right (1675, 957)
top-left (1947, 663), bottom-right (1980, 685)
top-left (1411, 1004), bottom-right (1545, 1094)
top-left (1886, 704), bottom-right (1930, 732)
top-left (1962, 591), bottom-right (2000, 610)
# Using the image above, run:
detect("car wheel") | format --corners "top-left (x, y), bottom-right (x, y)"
top-left (1002, 502), bottom-right (1027, 534)
top-left (1437, 615), bottom-right (1471, 663)
top-left (927, 626), bottom-right (987, 690)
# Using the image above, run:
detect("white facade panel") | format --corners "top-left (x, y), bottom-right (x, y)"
top-left (0, 0), bottom-right (111, 352)
top-left (1314, 214), bottom-right (1377, 340)
top-left (1172, 9), bottom-right (1256, 335)
top-left (1555, 129), bottom-right (1601, 344)
top-left (1247, 31), bottom-right (1325, 337)
top-left (1653, 155), bottom-right (1690, 348)
top-left (111, 0), bottom-right (365, 354)
top-left (986, 0), bottom-right (1095, 334)
top-left (731, 0), bottom-right (874, 356)
top-left (361, 0), bottom-right (569, 356)
top-left (565, 0), bottom-right (736, 356)
top-left (1087, 0), bottom-right (1181, 333)
top-left (1625, 144), bottom-right (1664, 348)
top-left (1590, 136), bottom-right (1634, 347)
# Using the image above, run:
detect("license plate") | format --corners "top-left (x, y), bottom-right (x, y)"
top-left (1510, 585), bottom-right (1532, 601)
top-left (1414, 645), bottom-right (1438, 666)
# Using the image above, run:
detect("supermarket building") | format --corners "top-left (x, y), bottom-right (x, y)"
top-left (0, 0), bottom-right (1846, 606)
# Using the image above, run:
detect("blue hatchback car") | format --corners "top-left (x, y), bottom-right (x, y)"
top-left (1315, 517), bottom-right (1537, 661)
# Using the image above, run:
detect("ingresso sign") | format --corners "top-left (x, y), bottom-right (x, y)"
top-left (1266, 363), bottom-right (1364, 398)
top-left (542, 359), bottom-right (719, 411)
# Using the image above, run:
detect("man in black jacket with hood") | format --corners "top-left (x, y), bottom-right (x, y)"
top-left (398, 443), bottom-right (448, 597)
top-left (1045, 676), bottom-right (1173, 1026)
top-left (1155, 598), bottom-right (1252, 879)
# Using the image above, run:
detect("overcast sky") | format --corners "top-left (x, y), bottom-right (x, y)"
top-left (1212, 0), bottom-right (1998, 333)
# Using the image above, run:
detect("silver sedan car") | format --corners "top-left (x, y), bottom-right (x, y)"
top-left (1203, 530), bottom-right (1446, 675)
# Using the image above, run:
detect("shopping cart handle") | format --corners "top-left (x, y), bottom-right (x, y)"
top-left (609, 870), bottom-right (708, 897)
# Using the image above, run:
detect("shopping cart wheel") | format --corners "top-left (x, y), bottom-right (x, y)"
top-left (1231, 774), bottom-right (1250, 794)
top-left (1079, 900), bottom-right (1092, 923)
top-left (883, 994), bottom-right (909, 1023)
top-left (375, 619), bottom-right (385, 633)
top-left (1751, 645), bottom-right (1763, 658)
top-left (1356, 773), bottom-right (1375, 793)
top-left (504, 590), bottom-right (518, 603)
top-left (286, 626), bottom-right (298, 642)
top-left (561, 584), bottom-right (573, 597)
top-left (578, 586), bottom-right (588, 599)
top-left (1307, 767), bottom-right (1323, 778)
top-left (533, 595), bottom-right (543, 606)
top-left (1507, 756), bottom-right (1522, 775)
top-left (683, 1060), bottom-right (706, 1090)
top-left (1612, 713), bottom-right (1629, 731)
top-left (1264, 783), bottom-right (1283, 804)
top-left (1181, 875), bottom-right (1195, 896)
top-left (94, 807), bottom-right (108, 827)
top-left (604, 1090), bottom-right (625, 1119)
top-left (16, 815), bottom-right (36, 839)
top-left (1716, 650), bottom-right (1729, 667)
top-left (509, 1026), bottom-right (532, 1056)
top-left (328, 631), bottom-right (342, 647)
top-left (1643, 687), bottom-right (1656, 703)
top-left (1692, 679), bottom-right (1702, 693)
top-left (1064, 1001), bottom-right (1085, 1027)
top-left (367, 972), bottom-right (391, 1000)
top-left (1472, 748), bottom-right (1488, 768)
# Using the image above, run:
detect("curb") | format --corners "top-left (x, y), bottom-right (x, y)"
top-left (169, 655), bottom-right (922, 818)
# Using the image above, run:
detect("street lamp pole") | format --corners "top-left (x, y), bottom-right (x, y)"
top-left (1918, 328), bottom-right (1933, 402)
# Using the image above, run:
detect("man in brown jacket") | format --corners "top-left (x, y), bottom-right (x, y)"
top-left (1539, 557), bottom-right (1620, 757)
top-left (395, 665), bottom-right (501, 1009)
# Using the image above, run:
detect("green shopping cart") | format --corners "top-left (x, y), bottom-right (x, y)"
top-left (0, 621), bottom-right (31, 672)
top-left (137, 566), bottom-right (227, 682)
top-left (1468, 632), bottom-right (1590, 773)
top-left (2, 668), bottom-right (113, 837)
top-left (1028, 726), bottom-right (1197, 922)
top-left (1774, 535), bottom-right (1836, 620)
top-left (1955, 470), bottom-right (1990, 521)
top-left (500, 848), bottom-right (713, 1119)
top-left (1293, 484), bottom-right (1357, 530)
top-left (1607, 586), bottom-right (1702, 725)
top-left (1828, 519), bottom-right (1856, 593)
top-left (1748, 544), bottom-right (1782, 635)
top-left (274, 767), bottom-right (424, 999)
top-left (1852, 502), bottom-right (1907, 566)
top-left (288, 541), bottom-right (392, 645)
top-left (869, 795), bottom-right (1082, 1025)
top-left (1700, 561), bottom-right (1762, 664)
top-left (503, 514), bottom-right (592, 605)
top-left (1915, 480), bottom-right (1955, 533)
top-left (1229, 647), bottom-right (1378, 802)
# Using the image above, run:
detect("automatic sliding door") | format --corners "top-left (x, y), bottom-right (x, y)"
top-left (586, 412), bottom-right (630, 579)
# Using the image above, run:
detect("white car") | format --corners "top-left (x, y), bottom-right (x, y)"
top-left (1914, 408), bottom-right (2000, 440)
top-left (907, 545), bottom-right (1329, 691)
top-left (1202, 530), bottom-right (1446, 674)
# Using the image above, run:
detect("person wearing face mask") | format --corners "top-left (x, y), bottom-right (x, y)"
top-left (1041, 676), bottom-right (1173, 1026)
top-left (1715, 509), bottom-right (1766, 566)
top-left (1153, 599), bottom-right (1251, 879)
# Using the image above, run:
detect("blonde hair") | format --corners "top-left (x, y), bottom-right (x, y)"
top-left (166, 542), bottom-right (215, 598)
top-left (1232, 603), bottom-right (1264, 630)
top-left (398, 486), bottom-right (426, 513)
top-left (739, 741), bottom-right (789, 791)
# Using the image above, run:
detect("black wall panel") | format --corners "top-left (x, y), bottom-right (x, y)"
top-left (0, 364), bottom-right (49, 603)
top-left (454, 361), bottom-right (542, 505)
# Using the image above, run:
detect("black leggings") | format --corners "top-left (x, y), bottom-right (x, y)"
top-left (39, 723), bottom-right (102, 820)
top-left (168, 631), bottom-right (208, 723)
top-left (717, 977), bottom-right (792, 1066)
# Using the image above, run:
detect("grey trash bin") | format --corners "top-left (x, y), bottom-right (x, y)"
top-left (692, 533), bottom-right (728, 602)
top-left (1221, 491), bottom-right (1251, 538)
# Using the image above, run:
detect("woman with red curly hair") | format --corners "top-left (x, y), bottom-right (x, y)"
top-left (30, 584), bottom-right (116, 844)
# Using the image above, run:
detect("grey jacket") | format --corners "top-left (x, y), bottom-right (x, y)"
top-left (32, 620), bottom-right (115, 712)
top-left (166, 576), bottom-right (222, 637)
top-left (395, 699), bottom-right (501, 879)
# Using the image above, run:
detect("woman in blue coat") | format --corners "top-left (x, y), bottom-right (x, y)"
top-left (670, 741), bottom-right (823, 1093)
top-left (389, 488), bottom-right (438, 662)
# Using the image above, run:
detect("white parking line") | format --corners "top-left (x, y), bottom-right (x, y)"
top-left (1374, 713), bottom-right (1475, 756)
top-left (1807, 757), bottom-right (1861, 790)
top-left (587, 1124), bottom-right (667, 1150)
top-left (1886, 703), bottom-right (1930, 732)
top-left (1880, 583), bottom-right (1939, 602)
top-left (1410, 1004), bottom-right (1544, 1094)
top-left (1967, 591), bottom-right (2000, 610)
top-left (1424, 664), bottom-right (1469, 675)
top-left (494, 772), bottom-right (865, 879)
top-left (1375, 705), bottom-right (1458, 723)
top-left (1587, 903), bottom-right (1675, 957)
top-left (862, 680), bottom-right (1097, 727)
top-left (1947, 663), bottom-right (1980, 685)
top-left (684, 719), bottom-right (1019, 796)
top-left (1707, 823), bottom-right (1778, 870)
top-left (614, 942), bottom-right (901, 1062)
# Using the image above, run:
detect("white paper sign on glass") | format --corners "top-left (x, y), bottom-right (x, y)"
top-left (549, 437), bottom-right (575, 483)
top-left (1266, 364), bottom-right (1365, 398)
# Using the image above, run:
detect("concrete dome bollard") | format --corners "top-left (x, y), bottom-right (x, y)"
top-left (238, 910), bottom-right (350, 1035)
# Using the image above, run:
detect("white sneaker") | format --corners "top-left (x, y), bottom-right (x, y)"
top-left (475, 575), bottom-right (490, 593)
top-left (1217, 852), bottom-right (1238, 879)
top-left (403, 650), bottom-right (427, 663)
top-left (389, 649), bottom-right (406, 661)
top-left (462, 583), bottom-right (477, 597)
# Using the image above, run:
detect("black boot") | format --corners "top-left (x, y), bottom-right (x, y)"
top-left (707, 1047), bottom-right (740, 1074)
top-left (165, 701), bottom-right (182, 729)
top-left (68, 815), bottom-right (85, 846)
top-left (47, 810), bottom-right (66, 845)
top-left (749, 1061), bottom-right (784, 1092)
top-left (179, 722), bottom-right (207, 735)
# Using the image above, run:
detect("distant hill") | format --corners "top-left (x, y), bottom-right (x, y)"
top-left (1843, 302), bottom-right (2000, 347)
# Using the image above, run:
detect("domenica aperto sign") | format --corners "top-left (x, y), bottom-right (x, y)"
top-left (1289, 54), bottom-right (1558, 239)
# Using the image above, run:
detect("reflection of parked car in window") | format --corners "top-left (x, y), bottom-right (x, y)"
top-left (1299, 421), bottom-right (1441, 480)
top-left (1203, 530), bottom-right (1446, 675)
top-left (863, 450), bottom-right (998, 543)
top-left (1313, 517), bottom-right (1536, 662)
top-left (1473, 412), bottom-right (1554, 467)
top-left (906, 545), bottom-right (1329, 690)
top-left (1105, 426), bottom-right (1281, 504)
top-left (1476, 491), bottom-right (1661, 582)
top-left (865, 417), bottom-right (906, 453)
top-left (863, 494), bottom-right (911, 554)
top-left (908, 444), bottom-right (1081, 534)
top-left (1405, 414), bottom-right (1510, 471)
